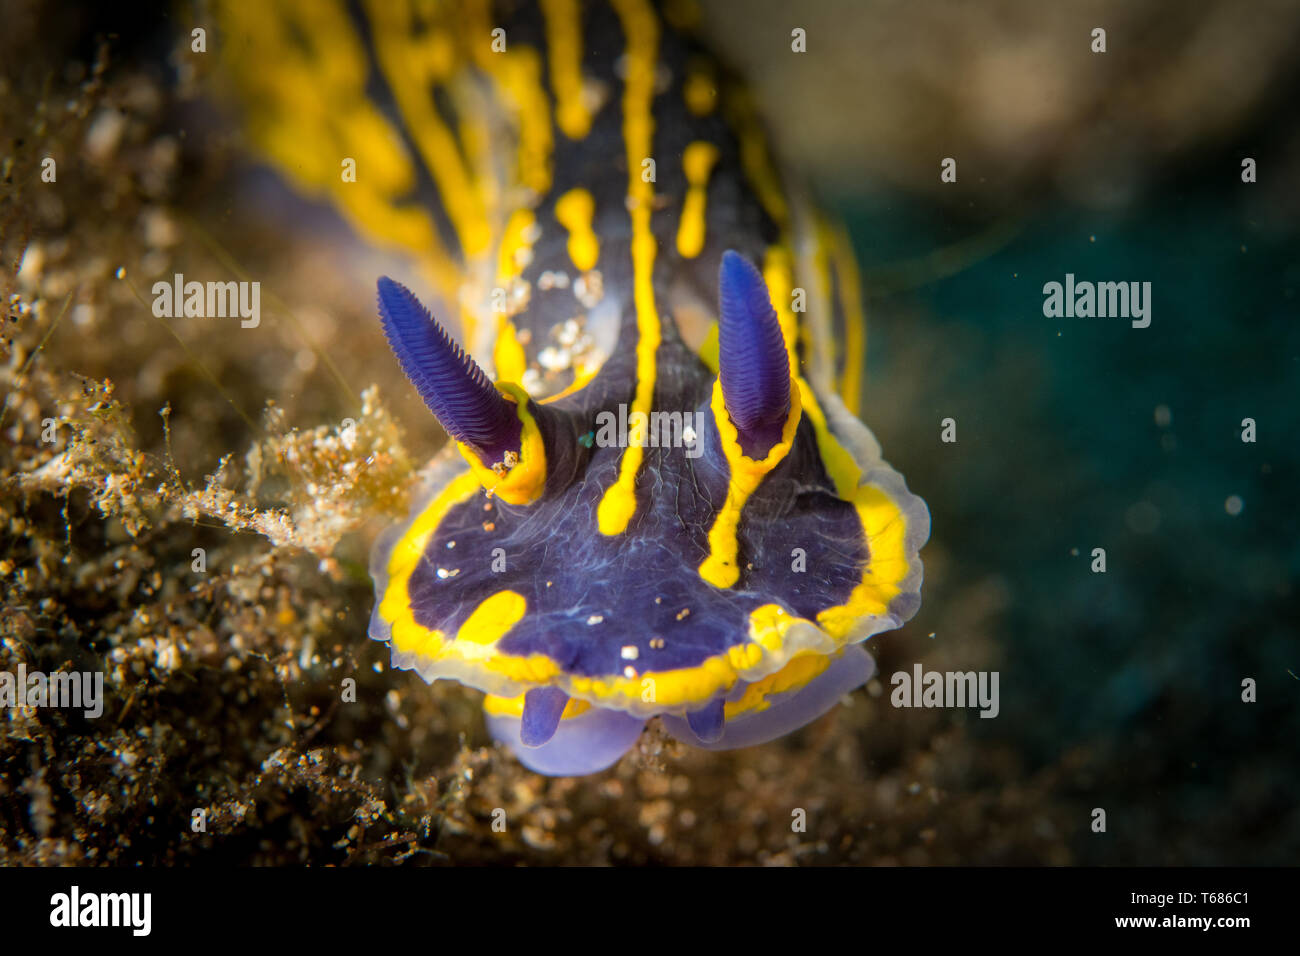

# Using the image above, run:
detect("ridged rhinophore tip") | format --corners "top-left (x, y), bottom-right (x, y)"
top-left (717, 251), bottom-right (792, 457)
top-left (376, 277), bottom-right (522, 464)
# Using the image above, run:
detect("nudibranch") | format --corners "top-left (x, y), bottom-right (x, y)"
top-left (213, 0), bottom-right (927, 775)
top-left (369, 241), bottom-right (927, 773)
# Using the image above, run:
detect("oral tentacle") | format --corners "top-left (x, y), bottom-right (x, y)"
top-left (685, 697), bottom-right (726, 744)
top-left (520, 686), bottom-right (571, 747)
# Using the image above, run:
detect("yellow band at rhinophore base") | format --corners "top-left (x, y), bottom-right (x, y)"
top-left (698, 379), bottom-right (802, 589)
top-left (458, 381), bottom-right (547, 505)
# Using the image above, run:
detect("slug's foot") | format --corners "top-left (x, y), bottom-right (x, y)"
top-left (484, 645), bottom-right (875, 776)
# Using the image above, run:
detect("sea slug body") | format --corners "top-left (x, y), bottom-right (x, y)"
top-left (217, 0), bottom-right (929, 775)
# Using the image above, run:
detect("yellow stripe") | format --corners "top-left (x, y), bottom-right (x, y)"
top-left (554, 188), bottom-right (600, 272)
top-left (762, 246), bottom-right (800, 372)
top-left (760, 244), bottom-right (859, 496)
top-left (676, 141), bottom-right (719, 259)
top-left (804, 215), bottom-right (837, 390)
top-left (566, 660), bottom-right (736, 710)
top-left (797, 380), bottom-right (860, 498)
top-left (698, 379), bottom-right (802, 589)
top-left (496, 208), bottom-right (537, 283)
top-left (215, 0), bottom-right (463, 297)
top-left (725, 85), bottom-right (789, 229)
top-left (540, 0), bottom-right (592, 139)
top-left (465, 0), bottom-right (554, 197)
top-left (539, 361), bottom-right (600, 403)
top-left (830, 222), bottom-right (866, 415)
top-left (493, 208), bottom-right (536, 381)
top-left (311, 0), bottom-right (914, 715)
top-left (456, 72), bottom-right (502, 227)
top-left (756, 241), bottom-right (913, 643)
top-left (817, 486), bottom-right (909, 638)
top-left (696, 244), bottom-right (861, 586)
top-left (598, 0), bottom-right (661, 536)
top-left (364, 0), bottom-right (491, 258)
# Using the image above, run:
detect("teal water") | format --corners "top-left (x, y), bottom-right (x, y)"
top-left (843, 176), bottom-right (1299, 863)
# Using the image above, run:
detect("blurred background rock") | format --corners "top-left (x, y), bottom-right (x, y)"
top-left (707, 0), bottom-right (1300, 219)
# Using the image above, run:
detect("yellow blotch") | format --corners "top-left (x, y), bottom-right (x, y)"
top-left (676, 141), bottom-right (719, 259)
top-left (378, 468), bottom-right (562, 685)
top-left (456, 591), bottom-right (527, 645)
top-left (554, 188), bottom-right (600, 272)
top-left (683, 57), bottom-right (717, 116)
